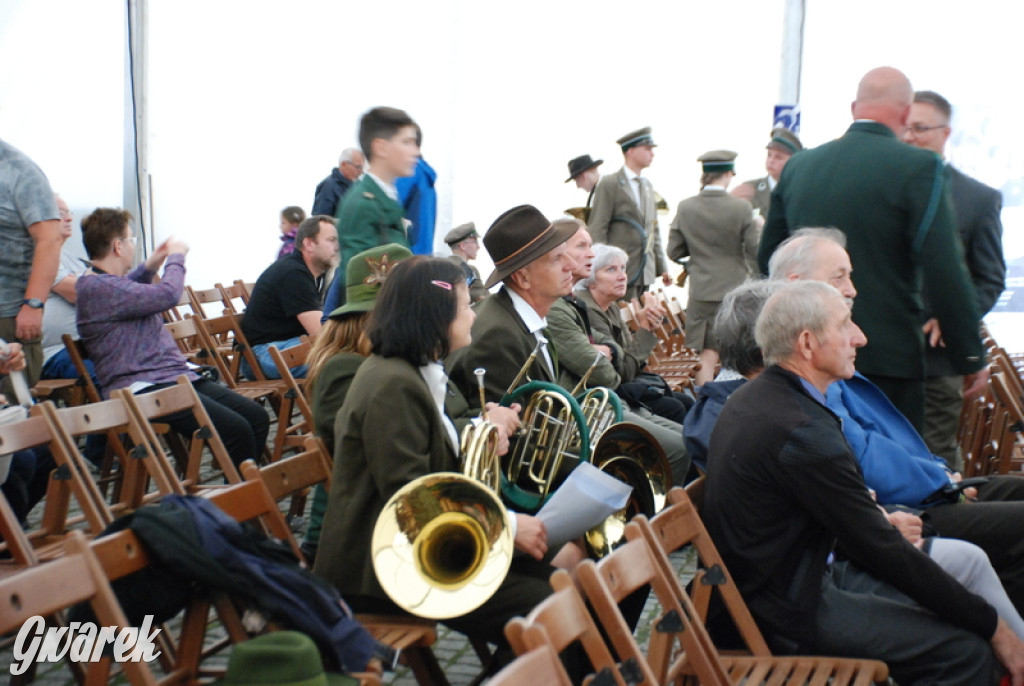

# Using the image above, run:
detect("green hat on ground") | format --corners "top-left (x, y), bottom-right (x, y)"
top-left (223, 631), bottom-right (358, 686)
top-left (328, 243), bottom-right (412, 318)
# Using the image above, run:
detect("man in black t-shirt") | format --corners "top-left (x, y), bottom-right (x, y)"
top-left (241, 215), bottom-right (338, 379)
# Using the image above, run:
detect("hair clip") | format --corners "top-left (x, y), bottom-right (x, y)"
top-left (431, 280), bottom-right (452, 290)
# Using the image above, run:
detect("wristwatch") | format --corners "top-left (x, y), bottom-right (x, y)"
top-left (21, 298), bottom-right (44, 309)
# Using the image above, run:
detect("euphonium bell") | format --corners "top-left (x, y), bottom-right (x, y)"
top-left (371, 473), bottom-right (513, 619)
top-left (584, 422), bottom-right (673, 557)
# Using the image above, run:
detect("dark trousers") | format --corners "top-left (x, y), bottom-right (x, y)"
top-left (812, 560), bottom-right (997, 686)
top-left (862, 372), bottom-right (925, 433)
top-left (139, 378), bottom-right (269, 468)
top-left (923, 475), bottom-right (1024, 612)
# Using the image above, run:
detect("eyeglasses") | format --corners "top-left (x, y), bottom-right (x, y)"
top-left (905, 124), bottom-right (947, 134)
top-left (343, 161), bottom-right (365, 172)
top-left (119, 235), bottom-right (137, 244)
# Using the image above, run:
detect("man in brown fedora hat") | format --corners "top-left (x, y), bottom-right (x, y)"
top-left (587, 127), bottom-right (672, 299)
top-left (732, 127), bottom-right (803, 219)
top-left (447, 204), bottom-right (580, 403)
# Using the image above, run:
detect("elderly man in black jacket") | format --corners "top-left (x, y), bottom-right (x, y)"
top-left (704, 280), bottom-right (1024, 686)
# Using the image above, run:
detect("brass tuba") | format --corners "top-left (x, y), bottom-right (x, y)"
top-left (372, 370), bottom-right (513, 619)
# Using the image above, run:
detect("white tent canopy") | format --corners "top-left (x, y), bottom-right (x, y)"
top-left (2, 0), bottom-right (1020, 346)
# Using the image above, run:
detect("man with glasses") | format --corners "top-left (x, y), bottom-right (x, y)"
top-left (903, 89), bottom-right (1006, 471)
top-left (312, 147), bottom-right (365, 217)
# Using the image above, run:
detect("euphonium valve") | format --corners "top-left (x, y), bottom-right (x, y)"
top-left (497, 339), bottom-right (597, 513)
top-left (571, 353), bottom-right (623, 446)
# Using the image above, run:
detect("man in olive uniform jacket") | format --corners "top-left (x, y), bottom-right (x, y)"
top-left (587, 127), bottom-right (671, 299)
top-left (758, 67), bottom-right (986, 432)
top-left (564, 154), bottom-right (602, 223)
top-left (732, 128), bottom-right (802, 219)
top-left (444, 222), bottom-right (489, 303)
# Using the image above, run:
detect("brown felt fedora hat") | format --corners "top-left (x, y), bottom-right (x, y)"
top-left (483, 205), bottom-right (578, 288)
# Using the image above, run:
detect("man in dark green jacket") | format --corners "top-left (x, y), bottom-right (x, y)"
top-left (757, 66), bottom-right (985, 431)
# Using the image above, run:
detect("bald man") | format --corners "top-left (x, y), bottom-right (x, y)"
top-left (757, 67), bottom-right (985, 433)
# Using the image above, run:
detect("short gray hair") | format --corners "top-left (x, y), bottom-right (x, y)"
top-left (714, 280), bottom-right (781, 376)
top-left (755, 280), bottom-right (841, 366)
top-left (339, 147), bottom-right (362, 165)
top-left (767, 227), bottom-right (847, 280)
top-left (577, 242), bottom-right (627, 292)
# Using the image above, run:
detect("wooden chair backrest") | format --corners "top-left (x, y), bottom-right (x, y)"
top-left (203, 462), bottom-right (303, 562)
top-left (0, 413), bottom-right (79, 565)
top-left (61, 333), bottom-right (103, 404)
top-left (241, 437), bottom-right (331, 502)
top-left (35, 401), bottom-right (119, 533)
top-left (268, 339), bottom-right (314, 462)
top-left (216, 282), bottom-right (245, 314)
top-left (0, 530), bottom-right (160, 685)
top-left (575, 535), bottom-right (726, 685)
top-left (117, 376), bottom-right (241, 486)
top-left (504, 568), bottom-right (634, 686)
top-left (161, 288), bottom-right (194, 323)
top-left (487, 642), bottom-right (573, 686)
top-left (164, 317), bottom-right (209, 366)
top-left (187, 285), bottom-right (232, 319)
top-left (194, 313), bottom-right (267, 386)
top-left (653, 487), bottom-right (770, 655)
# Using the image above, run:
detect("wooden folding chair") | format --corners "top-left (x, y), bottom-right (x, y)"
top-left (0, 530), bottom-right (160, 686)
top-left (187, 284), bottom-right (232, 319)
top-left (505, 568), bottom-right (637, 685)
top-left (164, 316), bottom-right (211, 367)
top-left (232, 279), bottom-right (255, 306)
top-left (486, 643), bottom-right (573, 686)
top-left (625, 489), bottom-right (889, 684)
top-left (116, 375), bottom-right (242, 488)
top-left (193, 313), bottom-right (283, 400)
top-left (240, 436), bottom-right (328, 528)
top-left (268, 338), bottom-right (314, 463)
top-left (215, 282), bottom-right (245, 314)
top-left (88, 525), bottom-right (247, 683)
top-left (161, 287), bottom-right (195, 323)
top-left (60, 333), bottom-right (103, 405)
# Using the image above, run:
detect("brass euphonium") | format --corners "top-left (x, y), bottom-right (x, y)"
top-left (584, 422), bottom-right (673, 557)
top-left (499, 339), bottom-right (592, 512)
top-left (371, 369), bottom-right (513, 619)
top-left (571, 352), bottom-right (623, 447)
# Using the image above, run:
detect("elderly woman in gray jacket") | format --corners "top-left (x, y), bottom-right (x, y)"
top-left (575, 243), bottom-right (692, 423)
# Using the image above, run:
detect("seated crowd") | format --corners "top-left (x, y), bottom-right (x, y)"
top-left (4, 78), bottom-right (1023, 684)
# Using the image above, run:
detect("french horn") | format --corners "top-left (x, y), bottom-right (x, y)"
top-left (371, 368), bottom-right (513, 619)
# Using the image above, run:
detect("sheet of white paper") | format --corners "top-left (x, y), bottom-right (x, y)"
top-left (536, 462), bottom-right (633, 549)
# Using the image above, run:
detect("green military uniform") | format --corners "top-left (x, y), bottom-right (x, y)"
top-left (758, 121), bottom-right (983, 428)
top-left (334, 175), bottom-right (409, 297)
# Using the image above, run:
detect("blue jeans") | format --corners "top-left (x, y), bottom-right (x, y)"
top-left (241, 338), bottom-right (307, 380)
